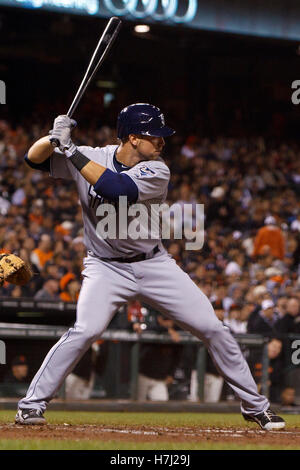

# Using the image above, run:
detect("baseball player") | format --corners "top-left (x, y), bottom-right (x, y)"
top-left (16, 104), bottom-right (285, 430)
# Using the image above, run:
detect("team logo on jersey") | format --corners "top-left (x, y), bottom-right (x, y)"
top-left (88, 184), bottom-right (103, 208)
top-left (135, 166), bottom-right (156, 178)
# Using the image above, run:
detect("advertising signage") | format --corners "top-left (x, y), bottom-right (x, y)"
top-left (1, 0), bottom-right (300, 40)
top-left (0, 0), bottom-right (198, 24)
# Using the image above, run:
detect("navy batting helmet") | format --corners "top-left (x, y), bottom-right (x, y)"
top-left (117, 103), bottom-right (175, 139)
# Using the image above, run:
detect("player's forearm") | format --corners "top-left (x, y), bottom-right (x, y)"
top-left (79, 160), bottom-right (107, 185)
top-left (28, 136), bottom-right (54, 163)
top-left (67, 149), bottom-right (138, 203)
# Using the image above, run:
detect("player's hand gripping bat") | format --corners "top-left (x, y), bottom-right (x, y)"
top-left (50, 16), bottom-right (122, 148)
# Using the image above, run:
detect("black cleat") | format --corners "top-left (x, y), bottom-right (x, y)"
top-left (243, 408), bottom-right (285, 431)
top-left (15, 408), bottom-right (46, 425)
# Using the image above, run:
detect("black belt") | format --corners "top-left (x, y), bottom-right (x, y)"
top-left (101, 245), bottom-right (160, 263)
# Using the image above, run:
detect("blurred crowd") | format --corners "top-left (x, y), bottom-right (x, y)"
top-left (1, 118), bottom-right (300, 404)
top-left (2, 120), bottom-right (300, 312)
top-left (0, 119), bottom-right (116, 300)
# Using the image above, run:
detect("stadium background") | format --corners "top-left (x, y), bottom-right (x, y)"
top-left (1, 0), bottom-right (300, 417)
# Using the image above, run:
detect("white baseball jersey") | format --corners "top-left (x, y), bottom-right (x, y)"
top-left (50, 145), bottom-right (169, 258)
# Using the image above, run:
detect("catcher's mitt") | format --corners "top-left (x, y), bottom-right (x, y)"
top-left (0, 254), bottom-right (33, 287)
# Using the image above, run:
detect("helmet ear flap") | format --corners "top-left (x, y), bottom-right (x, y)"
top-left (117, 119), bottom-right (125, 139)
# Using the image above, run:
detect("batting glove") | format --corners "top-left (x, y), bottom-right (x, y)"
top-left (49, 115), bottom-right (77, 151)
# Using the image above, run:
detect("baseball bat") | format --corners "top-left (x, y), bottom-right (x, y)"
top-left (50, 16), bottom-right (122, 148)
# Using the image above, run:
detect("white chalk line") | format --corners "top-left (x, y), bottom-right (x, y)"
top-left (4, 424), bottom-right (300, 438)
top-left (98, 427), bottom-right (300, 438)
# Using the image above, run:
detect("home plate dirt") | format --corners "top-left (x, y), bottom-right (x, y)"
top-left (1, 424), bottom-right (300, 446)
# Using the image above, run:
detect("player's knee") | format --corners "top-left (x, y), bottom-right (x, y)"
top-left (76, 325), bottom-right (103, 344)
top-left (84, 330), bottom-right (102, 343)
top-left (204, 321), bottom-right (226, 341)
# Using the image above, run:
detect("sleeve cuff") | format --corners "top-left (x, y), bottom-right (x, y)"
top-left (94, 169), bottom-right (138, 203)
top-left (24, 153), bottom-right (51, 173)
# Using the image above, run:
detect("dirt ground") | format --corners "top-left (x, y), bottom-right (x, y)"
top-left (1, 423), bottom-right (300, 447)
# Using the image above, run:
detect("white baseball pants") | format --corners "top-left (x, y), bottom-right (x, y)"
top-left (19, 252), bottom-right (269, 415)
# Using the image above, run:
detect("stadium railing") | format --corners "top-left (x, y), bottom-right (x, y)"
top-left (0, 299), bottom-right (298, 401)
